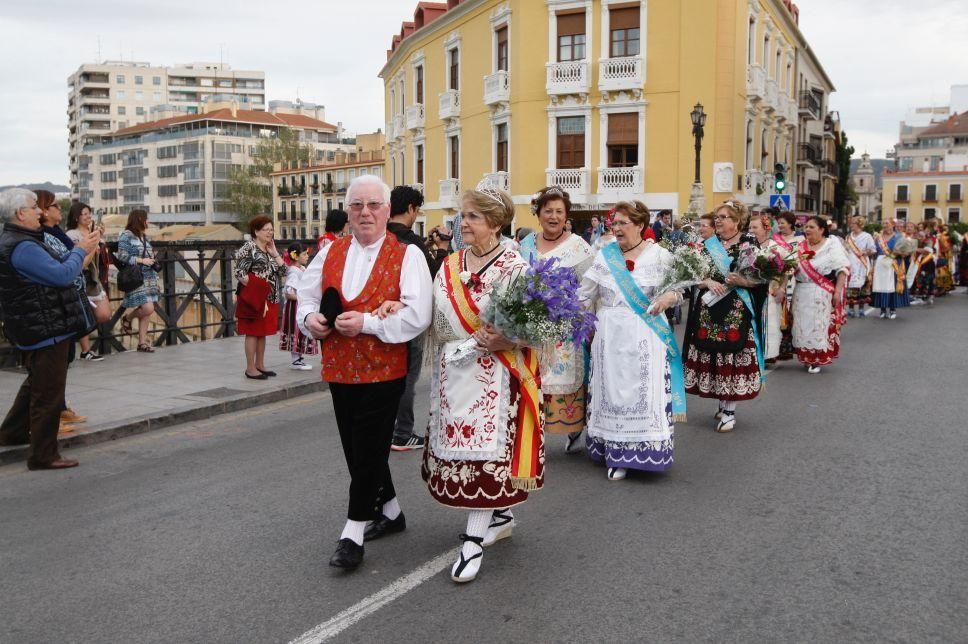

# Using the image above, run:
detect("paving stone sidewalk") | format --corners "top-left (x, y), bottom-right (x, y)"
top-left (0, 337), bottom-right (326, 465)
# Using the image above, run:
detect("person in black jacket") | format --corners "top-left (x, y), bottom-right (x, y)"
top-left (387, 185), bottom-right (433, 452)
top-left (0, 188), bottom-right (100, 470)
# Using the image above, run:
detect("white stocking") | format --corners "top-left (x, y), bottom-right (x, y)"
top-left (462, 510), bottom-right (491, 558)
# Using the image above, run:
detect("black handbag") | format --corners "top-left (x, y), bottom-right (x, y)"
top-left (117, 236), bottom-right (149, 292)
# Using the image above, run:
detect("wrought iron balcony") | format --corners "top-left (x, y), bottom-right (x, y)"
top-left (799, 91), bottom-right (822, 120)
top-left (598, 56), bottom-right (643, 93)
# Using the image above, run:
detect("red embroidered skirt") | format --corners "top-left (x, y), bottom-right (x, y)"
top-left (795, 311), bottom-right (844, 367)
top-left (237, 301), bottom-right (278, 337)
top-left (683, 330), bottom-right (762, 401)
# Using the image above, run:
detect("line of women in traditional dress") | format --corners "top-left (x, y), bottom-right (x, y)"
top-left (417, 187), bottom-right (871, 584)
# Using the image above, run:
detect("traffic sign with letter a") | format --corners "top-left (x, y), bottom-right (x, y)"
top-left (770, 194), bottom-right (792, 210)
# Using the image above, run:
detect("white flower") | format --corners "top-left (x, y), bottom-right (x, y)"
top-left (458, 271), bottom-right (472, 284)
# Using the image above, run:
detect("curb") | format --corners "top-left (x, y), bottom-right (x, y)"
top-left (0, 380), bottom-right (328, 467)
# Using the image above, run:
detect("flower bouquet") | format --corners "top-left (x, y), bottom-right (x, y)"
top-left (892, 237), bottom-right (918, 256)
top-left (735, 244), bottom-right (800, 284)
top-left (655, 239), bottom-right (714, 296)
top-left (445, 256), bottom-right (598, 364)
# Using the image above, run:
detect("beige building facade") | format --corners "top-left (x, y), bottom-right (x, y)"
top-left (68, 61), bottom-right (266, 201)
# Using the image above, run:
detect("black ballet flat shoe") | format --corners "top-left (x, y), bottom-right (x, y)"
top-left (329, 538), bottom-right (364, 570)
top-left (257, 368), bottom-right (277, 377)
top-left (245, 371), bottom-right (269, 380)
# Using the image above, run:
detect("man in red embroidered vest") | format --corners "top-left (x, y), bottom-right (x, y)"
top-left (297, 175), bottom-right (432, 571)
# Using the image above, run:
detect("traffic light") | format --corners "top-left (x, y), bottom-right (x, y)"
top-left (774, 163), bottom-right (787, 194)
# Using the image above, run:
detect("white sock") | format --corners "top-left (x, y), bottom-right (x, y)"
top-left (291, 352), bottom-right (301, 361)
top-left (722, 401), bottom-right (736, 414)
top-left (462, 510), bottom-right (491, 558)
top-left (382, 497), bottom-right (401, 520)
top-left (340, 519), bottom-right (366, 546)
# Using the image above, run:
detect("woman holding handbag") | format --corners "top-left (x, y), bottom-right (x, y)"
top-left (116, 209), bottom-right (160, 353)
top-left (234, 216), bottom-right (285, 380)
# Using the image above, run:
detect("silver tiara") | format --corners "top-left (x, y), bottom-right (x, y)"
top-left (529, 186), bottom-right (566, 214)
top-left (475, 178), bottom-right (509, 207)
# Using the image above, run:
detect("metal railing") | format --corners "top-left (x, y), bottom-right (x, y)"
top-left (799, 91), bottom-right (821, 120)
top-left (0, 239), bottom-right (320, 366)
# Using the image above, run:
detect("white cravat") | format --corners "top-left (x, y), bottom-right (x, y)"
top-left (296, 234), bottom-right (432, 344)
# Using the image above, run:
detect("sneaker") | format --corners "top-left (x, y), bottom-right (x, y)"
top-left (889, 311), bottom-right (897, 320)
top-left (80, 351), bottom-right (104, 362)
top-left (391, 434), bottom-right (425, 452)
top-left (879, 311), bottom-right (886, 319)
top-left (290, 358), bottom-right (313, 371)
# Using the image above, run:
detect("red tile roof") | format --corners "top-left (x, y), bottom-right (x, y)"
top-left (388, 1), bottom-right (451, 57)
top-left (919, 111), bottom-right (968, 138)
top-left (113, 108), bottom-right (337, 136)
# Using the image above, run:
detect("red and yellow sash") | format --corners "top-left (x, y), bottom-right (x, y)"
top-left (443, 252), bottom-right (542, 491)
top-left (877, 234), bottom-right (906, 294)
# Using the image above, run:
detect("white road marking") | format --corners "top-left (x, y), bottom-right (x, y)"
top-left (288, 549), bottom-right (454, 643)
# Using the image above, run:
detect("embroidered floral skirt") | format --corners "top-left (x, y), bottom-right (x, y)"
top-left (278, 299), bottom-right (320, 355)
top-left (543, 388), bottom-right (586, 435)
top-left (422, 377), bottom-right (545, 510)
top-left (795, 310), bottom-right (844, 367)
top-left (846, 286), bottom-right (871, 306)
top-left (683, 331), bottom-right (762, 401)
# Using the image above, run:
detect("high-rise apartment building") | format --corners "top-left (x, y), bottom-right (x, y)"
top-left (68, 61), bottom-right (266, 200)
top-left (379, 0), bottom-right (836, 230)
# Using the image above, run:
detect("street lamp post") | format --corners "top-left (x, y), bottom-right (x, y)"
top-left (687, 102), bottom-right (707, 217)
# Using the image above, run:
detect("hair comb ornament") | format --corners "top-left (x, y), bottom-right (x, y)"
top-left (475, 178), bottom-right (508, 207)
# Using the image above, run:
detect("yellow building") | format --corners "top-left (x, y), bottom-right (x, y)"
top-left (379, 0), bottom-right (833, 231)
top-left (880, 171), bottom-right (965, 224)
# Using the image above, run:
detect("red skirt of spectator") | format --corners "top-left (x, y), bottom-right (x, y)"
top-left (238, 302), bottom-right (278, 337)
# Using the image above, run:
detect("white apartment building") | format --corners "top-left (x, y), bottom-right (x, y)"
top-left (81, 101), bottom-right (359, 225)
top-left (68, 61), bottom-right (266, 200)
top-left (792, 49), bottom-right (836, 217)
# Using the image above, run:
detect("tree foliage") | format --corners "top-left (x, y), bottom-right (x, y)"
top-left (834, 131), bottom-right (856, 227)
top-left (227, 128), bottom-right (314, 232)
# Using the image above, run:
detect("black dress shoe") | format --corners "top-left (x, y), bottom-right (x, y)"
top-left (257, 368), bottom-right (277, 377)
top-left (329, 538), bottom-right (364, 570)
top-left (245, 371), bottom-right (269, 380)
top-left (363, 513), bottom-right (406, 542)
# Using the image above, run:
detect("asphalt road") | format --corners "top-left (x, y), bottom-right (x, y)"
top-left (1, 296), bottom-right (966, 644)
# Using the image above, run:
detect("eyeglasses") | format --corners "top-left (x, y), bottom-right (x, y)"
top-left (347, 200), bottom-right (386, 213)
top-left (611, 219), bottom-right (633, 227)
top-left (714, 215), bottom-right (732, 221)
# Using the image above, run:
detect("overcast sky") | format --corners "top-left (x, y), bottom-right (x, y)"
top-left (1, 0), bottom-right (966, 186)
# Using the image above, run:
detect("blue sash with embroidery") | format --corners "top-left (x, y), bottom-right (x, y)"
top-left (518, 233), bottom-right (537, 261)
top-left (602, 242), bottom-right (687, 421)
top-left (703, 236), bottom-right (766, 378)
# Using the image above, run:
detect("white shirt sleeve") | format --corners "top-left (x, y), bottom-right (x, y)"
top-left (296, 245), bottom-right (330, 335)
top-left (360, 244), bottom-right (433, 343)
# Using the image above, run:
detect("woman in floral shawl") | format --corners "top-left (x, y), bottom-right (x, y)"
top-left (423, 186), bottom-right (544, 584)
top-left (682, 201), bottom-right (767, 433)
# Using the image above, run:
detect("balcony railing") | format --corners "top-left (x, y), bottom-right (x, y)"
top-left (546, 168), bottom-right (589, 197)
top-left (923, 191), bottom-right (938, 203)
top-left (764, 78), bottom-right (778, 111)
top-left (799, 91), bottom-right (822, 120)
top-left (822, 159), bottom-right (839, 177)
top-left (746, 65), bottom-right (766, 101)
top-left (822, 200), bottom-right (835, 216)
top-left (439, 89), bottom-right (460, 120)
top-left (392, 114), bottom-right (405, 139)
top-left (405, 103), bottom-right (425, 130)
top-left (948, 189), bottom-right (962, 202)
top-left (798, 142), bottom-right (821, 165)
top-left (546, 60), bottom-right (590, 95)
top-left (598, 166), bottom-right (642, 193)
top-left (483, 71), bottom-right (510, 106)
top-left (598, 56), bottom-right (643, 92)
top-left (482, 171), bottom-right (510, 192)
top-left (439, 178), bottom-right (461, 208)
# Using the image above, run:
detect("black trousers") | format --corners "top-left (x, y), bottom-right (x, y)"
top-left (0, 340), bottom-right (70, 466)
top-left (328, 378), bottom-right (406, 521)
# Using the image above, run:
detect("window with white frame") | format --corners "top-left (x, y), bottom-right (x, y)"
top-left (496, 26), bottom-right (509, 71)
top-left (895, 208), bottom-right (907, 220)
top-left (949, 183), bottom-right (962, 201)
top-left (495, 123), bottom-right (509, 172)
top-left (895, 185), bottom-right (909, 201)
top-left (609, 7), bottom-right (639, 57)
top-left (447, 47), bottom-right (460, 91)
top-left (606, 113), bottom-right (637, 168)
top-left (948, 207), bottom-right (960, 223)
top-left (557, 12), bottom-right (586, 61)
top-left (448, 135), bottom-right (460, 179)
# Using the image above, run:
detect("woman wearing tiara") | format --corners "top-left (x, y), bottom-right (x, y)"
top-left (518, 186), bottom-right (594, 453)
top-left (423, 184), bottom-right (545, 583)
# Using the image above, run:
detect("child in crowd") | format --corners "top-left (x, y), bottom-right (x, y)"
top-left (279, 243), bottom-right (318, 370)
